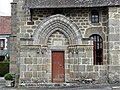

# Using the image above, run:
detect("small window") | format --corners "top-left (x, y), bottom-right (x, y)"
top-left (91, 10), bottom-right (99, 23)
top-left (90, 34), bottom-right (103, 65)
top-left (0, 39), bottom-right (5, 50)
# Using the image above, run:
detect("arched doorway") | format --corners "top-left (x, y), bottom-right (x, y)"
top-left (47, 30), bottom-right (69, 82)
top-left (33, 14), bottom-right (81, 82)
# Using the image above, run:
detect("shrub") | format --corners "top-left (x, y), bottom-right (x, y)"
top-left (1, 59), bottom-right (9, 63)
top-left (4, 73), bottom-right (13, 80)
top-left (0, 59), bottom-right (9, 77)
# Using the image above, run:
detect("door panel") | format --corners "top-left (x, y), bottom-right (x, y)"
top-left (52, 51), bottom-right (64, 82)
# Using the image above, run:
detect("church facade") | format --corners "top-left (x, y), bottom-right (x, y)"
top-left (10, 0), bottom-right (120, 86)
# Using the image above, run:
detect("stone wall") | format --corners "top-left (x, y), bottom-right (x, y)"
top-left (10, 0), bottom-right (26, 87)
top-left (19, 45), bottom-right (49, 83)
top-left (24, 8), bottom-right (108, 39)
top-left (11, 0), bottom-right (120, 86)
top-left (23, 8), bottom-right (108, 63)
top-left (108, 7), bottom-right (120, 83)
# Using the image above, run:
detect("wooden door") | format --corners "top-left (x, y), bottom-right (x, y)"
top-left (52, 51), bottom-right (64, 82)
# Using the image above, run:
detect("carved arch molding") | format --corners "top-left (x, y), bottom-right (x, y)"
top-left (33, 14), bottom-right (82, 45)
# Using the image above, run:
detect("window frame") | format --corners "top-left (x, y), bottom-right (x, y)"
top-left (0, 39), bottom-right (5, 50)
top-left (91, 9), bottom-right (99, 23)
top-left (90, 34), bottom-right (103, 65)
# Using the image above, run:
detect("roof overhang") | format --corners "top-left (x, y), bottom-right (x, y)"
top-left (25, 0), bottom-right (120, 8)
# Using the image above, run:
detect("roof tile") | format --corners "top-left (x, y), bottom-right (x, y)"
top-left (0, 16), bottom-right (11, 34)
top-left (25, 0), bottom-right (120, 8)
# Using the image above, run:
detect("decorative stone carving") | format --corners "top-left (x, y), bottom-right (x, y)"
top-left (33, 14), bottom-right (81, 45)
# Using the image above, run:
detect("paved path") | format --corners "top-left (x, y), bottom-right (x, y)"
top-left (0, 84), bottom-right (116, 90)
top-left (0, 78), bottom-right (119, 90)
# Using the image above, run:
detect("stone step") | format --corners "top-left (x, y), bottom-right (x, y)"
top-left (19, 82), bottom-right (79, 88)
top-left (112, 86), bottom-right (120, 90)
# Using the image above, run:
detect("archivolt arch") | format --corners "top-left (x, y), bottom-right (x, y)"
top-left (85, 27), bottom-right (105, 41)
top-left (33, 14), bottom-right (82, 45)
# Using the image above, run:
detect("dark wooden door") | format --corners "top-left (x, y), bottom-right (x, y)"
top-left (52, 51), bottom-right (64, 82)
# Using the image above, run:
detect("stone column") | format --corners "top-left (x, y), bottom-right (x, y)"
top-left (10, 2), bottom-right (18, 74)
top-left (10, 2), bottom-right (18, 88)
top-left (108, 7), bottom-right (120, 65)
top-left (10, 0), bottom-right (26, 87)
top-left (108, 7), bottom-right (120, 83)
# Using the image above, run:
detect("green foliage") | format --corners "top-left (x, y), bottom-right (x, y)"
top-left (0, 59), bottom-right (9, 77)
top-left (4, 73), bottom-right (13, 80)
top-left (0, 59), bottom-right (9, 63)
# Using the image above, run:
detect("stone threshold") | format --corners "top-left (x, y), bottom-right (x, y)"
top-left (112, 86), bottom-right (120, 90)
top-left (19, 82), bottom-right (80, 89)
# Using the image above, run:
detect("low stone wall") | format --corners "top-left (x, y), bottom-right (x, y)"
top-left (19, 44), bottom-right (114, 85)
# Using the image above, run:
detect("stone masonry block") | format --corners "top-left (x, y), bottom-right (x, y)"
top-left (24, 72), bottom-right (32, 78)
top-left (20, 65), bottom-right (26, 71)
top-left (24, 58), bottom-right (32, 64)
top-left (20, 52), bottom-right (27, 57)
top-left (114, 14), bottom-right (120, 18)
top-left (88, 72), bottom-right (96, 79)
top-left (109, 19), bottom-right (120, 27)
top-left (87, 65), bottom-right (93, 71)
top-left (86, 51), bottom-right (93, 57)
top-left (112, 55), bottom-right (119, 65)
top-left (37, 65), bottom-right (42, 71)
top-left (109, 34), bottom-right (119, 41)
top-left (109, 66), bottom-right (120, 73)
top-left (32, 65), bottom-right (38, 71)
top-left (27, 21), bottom-right (34, 25)
top-left (33, 72), bottom-right (37, 77)
top-left (27, 65), bottom-right (33, 71)
top-left (82, 59), bottom-right (90, 64)
top-left (78, 65), bottom-right (85, 71)
top-left (10, 64), bottom-right (18, 74)
top-left (32, 58), bottom-right (37, 64)
top-left (109, 7), bottom-right (117, 12)
top-left (100, 70), bottom-right (107, 76)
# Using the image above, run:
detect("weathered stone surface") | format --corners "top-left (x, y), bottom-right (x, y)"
top-left (109, 7), bottom-right (117, 12)
top-left (11, 0), bottom-right (120, 86)
top-left (100, 70), bottom-right (107, 76)
top-left (109, 34), bottom-right (119, 41)
top-left (24, 72), bottom-right (32, 78)
top-left (109, 19), bottom-right (120, 27)
top-left (27, 21), bottom-right (34, 25)
top-left (24, 58), bottom-right (32, 64)
top-left (10, 64), bottom-right (18, 74)
top-left (87, 65), bottom-right (93, 71)
top-left (20, 65), bottom-right (26, 71)
top-left (78, 65), bottom-right (85, 71)
top-left (112, 86), bottom-right (120, 90)
top-left (32, 58), bottom-right (37, 64)
top-left (82, 59), bottom-right (91, 64)
top-left (85, 27), bottom-right (105, 40)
